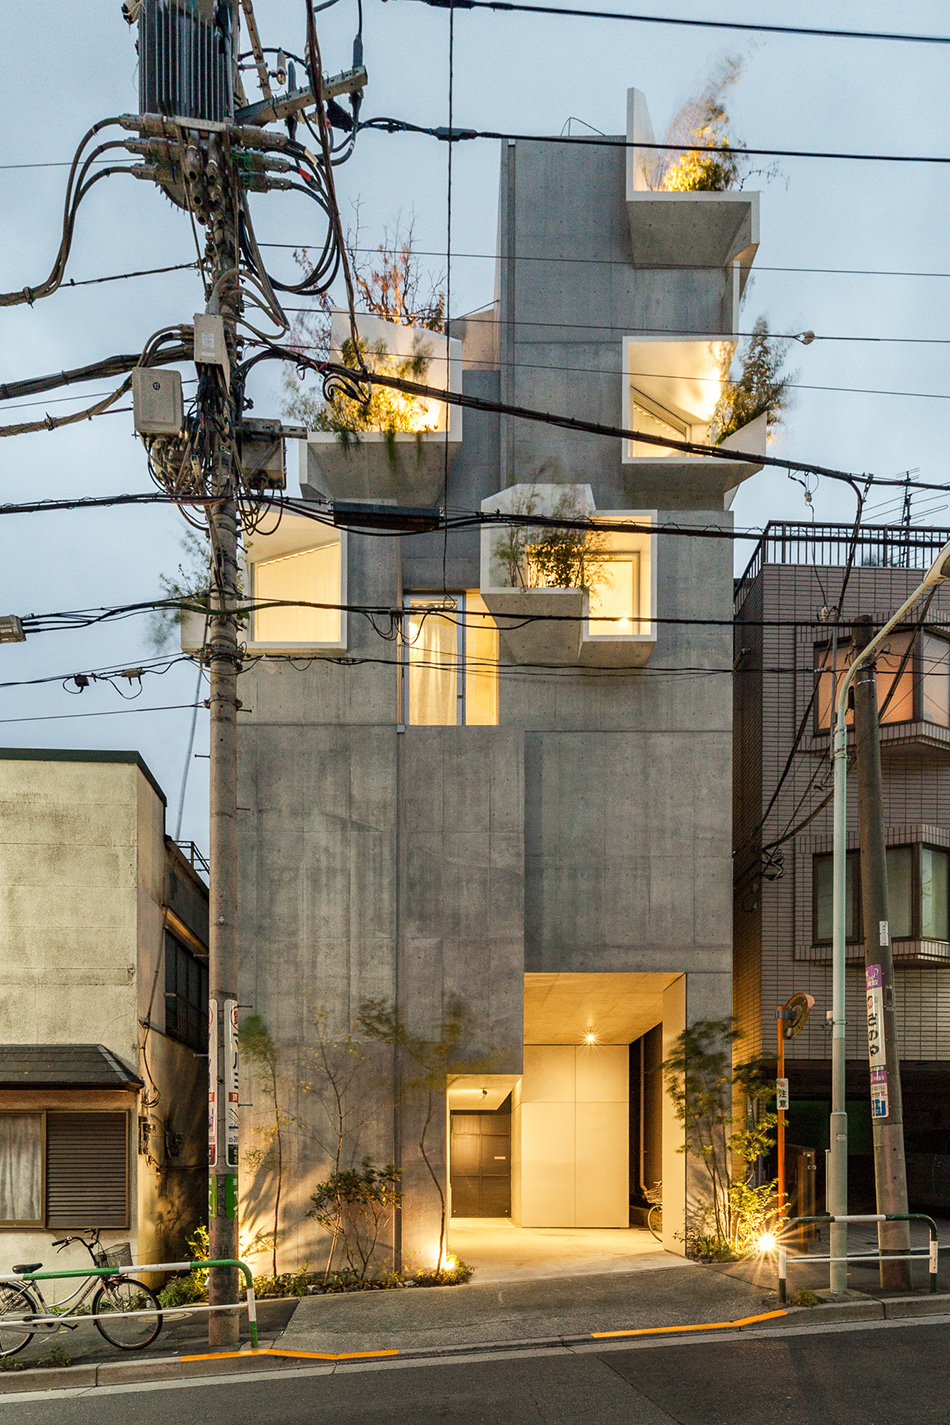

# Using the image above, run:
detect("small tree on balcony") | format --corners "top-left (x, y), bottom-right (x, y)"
top-left (709, 317), bottom-right (795, 444)
top-left (493, 489), bottom-right (607, 592)
top-left (649, 56), bottom-right (745, 193)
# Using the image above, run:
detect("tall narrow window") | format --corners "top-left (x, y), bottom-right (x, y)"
top-left (588, 554), bottom-right (641, 634)
top-left (814, 851), bottom-right (860, 943)
top-left (403, 593), bottom-right (498, 726)
top-left (0, 1114), bottom-right (43, 1226)
top-left (921, 847), bottom-right (950, 941)
top-left (886, 845), bottom-right (914, 939)
top-left (922, 634), bottom-right (950, 726)
top-left (252, 541), bottom-right (341, 645)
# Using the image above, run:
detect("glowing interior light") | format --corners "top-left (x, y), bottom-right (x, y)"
top-left (584, 1031), bottom-right (596, 1045)
top-left (757, 1232), bottom-right (777, 1253)
top-left (616, 618), bottom-right (633, 630)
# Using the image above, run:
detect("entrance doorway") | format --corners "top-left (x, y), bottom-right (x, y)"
top-left (450, 1098), bottom-right (511, 1218)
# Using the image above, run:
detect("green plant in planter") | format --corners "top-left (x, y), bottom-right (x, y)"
top-left (710, 317), bottom-right (794, 445)
top-left (494, 489), bottom-right (606, 592)
top-left (314, 334), bottom-right (436, 470)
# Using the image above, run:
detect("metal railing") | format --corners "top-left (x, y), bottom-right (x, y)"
top-left (734, 523), bottom-right (950, 613)
top-left (776, 1214), bottom-right (938, 1304)
top-left (0, 1257), bottom-right (258, 1348)
top-left (173, 840), bottom-right (211, 878)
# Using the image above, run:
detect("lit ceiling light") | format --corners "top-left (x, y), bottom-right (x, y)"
top-left (584, 1031), bottom-right (596, 1045)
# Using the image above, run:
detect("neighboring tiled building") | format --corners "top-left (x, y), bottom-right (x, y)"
top-left (734, 523), bottom-right (950, 1208)
top-left (229, 85), bottom-right (771, 1265)
top-left (0, 750), bottom-right (209, 1286)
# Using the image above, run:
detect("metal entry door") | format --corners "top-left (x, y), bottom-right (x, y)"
top-left (450, 1111), bottom-right (511, 1217)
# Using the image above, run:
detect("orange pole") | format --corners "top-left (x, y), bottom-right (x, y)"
top-left (777, 1009), bottom-right (785, 1216)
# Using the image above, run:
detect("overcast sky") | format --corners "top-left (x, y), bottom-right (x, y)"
top-left (1, 0), bottom-right (948, 849)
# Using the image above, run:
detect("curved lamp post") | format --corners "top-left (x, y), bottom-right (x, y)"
top-left (827, 537), bottom-right (950, 1293)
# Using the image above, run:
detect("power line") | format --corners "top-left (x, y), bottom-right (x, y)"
top-left (362, 117), bottom-right (950, 168)
top-left (261, 241), bottom-right (950, 283)
top-left (0, 702), bottom-right (202, 726)
top-left (388, 0), bottom-right (950, 47)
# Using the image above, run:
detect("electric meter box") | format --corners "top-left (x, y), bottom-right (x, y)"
top-left (239, 418), bottom-right (286, 489)
top-left (132, 367), bottom-right (184, 435)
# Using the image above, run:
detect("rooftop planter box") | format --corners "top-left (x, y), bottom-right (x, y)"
top-left (181, 512), bottom-right (347, 657)
top-left (622, 334), bottom-right (767, 507)
top-left (480, 484), bottom-right (657, 667)
top-left (300, 311), bottom-right (462, 507)
top-left (625, 88), bottom-right (759, 281)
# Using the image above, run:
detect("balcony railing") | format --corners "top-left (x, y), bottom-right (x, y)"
top-left (735, 522), bottom-right (950, 613)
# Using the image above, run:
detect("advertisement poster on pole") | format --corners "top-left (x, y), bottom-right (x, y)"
top-left (225, 998), bottom-right (239, 1168)
top-left (866, 965), bottom-right (888, 1119)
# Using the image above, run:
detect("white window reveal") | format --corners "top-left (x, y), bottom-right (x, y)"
top-left (252, 542), bottom-right (342, 646)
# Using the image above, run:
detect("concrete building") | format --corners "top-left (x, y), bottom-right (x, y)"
top-left (734, 523), bottom-right (950, 1211)
top-left (233, 87), bottom-right (767, 1265)
top-left (0, 750), bottom-right (209, 1287)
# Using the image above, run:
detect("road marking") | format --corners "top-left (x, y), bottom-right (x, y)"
top-left (591, 1309), bottom-right (788, 1338)
top-left (181, 1347), bottom-right (400, 1362)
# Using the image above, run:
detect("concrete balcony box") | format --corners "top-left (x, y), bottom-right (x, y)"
top-left (625, 88), bottom-right (759, 282)
top-left (300, 310), bottom-right (462, 507)
top-left (180, 513), bottom-right (347, 657)
top-left (622, 332), bottom-right (767, 507)
top-left (480, 484), bottom-right (657, 666)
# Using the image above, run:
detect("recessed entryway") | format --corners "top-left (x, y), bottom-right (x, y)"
top-left (447, 1218), bottom-right (680, 1284)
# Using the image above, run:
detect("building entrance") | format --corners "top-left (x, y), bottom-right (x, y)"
top-left (449, 1100), bottom-right (511, 1218)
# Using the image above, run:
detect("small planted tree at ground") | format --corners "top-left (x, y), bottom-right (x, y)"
top-left (307, 1160), bottom-right (401, 1282)
top-left (660, 1018), bottom-right (778, 1258)
top-left (357, 996), bottom-right (479, 1271)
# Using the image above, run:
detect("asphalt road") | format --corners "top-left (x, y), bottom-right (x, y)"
top-left (7, 1318), bottom-right (950, 1424)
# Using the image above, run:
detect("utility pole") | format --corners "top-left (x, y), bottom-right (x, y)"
top-left (203, 2), bottom-right (244, 1349)
top-left (852, 617), bottom-right (911, 1290)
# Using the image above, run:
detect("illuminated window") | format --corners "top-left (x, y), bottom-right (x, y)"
top-left (588, 554), bottom-right (640, 634)
top-left (402, 592), bottom-right (498, 726)
top-left (252, 541), bottom-right (342, 646)
top-left (815, 631), bottom-right (917, 730)
top-left (630, 396), bottom-right (689, 458)
top-left (922, 633), bottom-right (950, 725)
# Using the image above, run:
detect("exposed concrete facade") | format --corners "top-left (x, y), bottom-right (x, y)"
top-left (238, 89), bottom-right (759, 1265)
top-left (0, 750), bottom-right (208, 1289)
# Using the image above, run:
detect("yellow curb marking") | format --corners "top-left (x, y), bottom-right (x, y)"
top-left (181, 1348), bottom-right (400, 1363)
top-left (591, 1308), bottom-right (788, 1339)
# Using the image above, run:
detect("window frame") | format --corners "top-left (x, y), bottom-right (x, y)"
top-left (0, 1109), bottom-right (130, 1231)
top-left (400, 591), bottom-right (498, 727)
top-left (164, 930), bottom-right (209, 1054)
top-left (812, 842), bottom-right (950, 947)
top-left (813, 628), bottom-right (950, 734)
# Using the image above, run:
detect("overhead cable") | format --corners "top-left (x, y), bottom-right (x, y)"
top-left (385, 0), bottom-right (950, 46)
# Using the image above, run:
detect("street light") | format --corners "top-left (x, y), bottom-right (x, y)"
top-left (827, 536), bottom-right (950, 1292)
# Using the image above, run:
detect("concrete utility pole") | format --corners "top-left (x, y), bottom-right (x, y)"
top-left (852, 618), bottom-right (911, 1290)
top-left (203, 1), bottom-right (242, 1351)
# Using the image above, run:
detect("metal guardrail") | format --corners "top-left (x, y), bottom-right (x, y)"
top-left (0, 1257), bottom-right (258, 1348)
top-left (734, 522), bottom-right (950, 613)
top-left (776, 1214), bottom-right (938, 1304)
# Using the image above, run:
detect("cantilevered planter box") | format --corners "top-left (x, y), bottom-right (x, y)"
top-left (625, 88), bottom-right (759, 281)
top-left (300, 310), bottom-right (462, 507)
top-left (622, 331), bottom-right (767, 506)
top-left (480, 484), bottom-right (657, 667)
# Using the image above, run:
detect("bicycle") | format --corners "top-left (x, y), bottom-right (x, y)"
top-left (0, 1229), bottom-right (163, 1356)
top-left (644, 1182), bottom-right (662, 1242)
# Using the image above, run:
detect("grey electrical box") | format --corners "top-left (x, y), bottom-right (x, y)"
top-left (238, 419), bottom-right (286, 489)
top-left (193, 314), bottom-right (229, 384)
top-left (132, 367), bottom-right (184, 435)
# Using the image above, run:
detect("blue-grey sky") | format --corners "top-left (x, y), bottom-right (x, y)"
top-left (1, 0), bottom-right (948, 848)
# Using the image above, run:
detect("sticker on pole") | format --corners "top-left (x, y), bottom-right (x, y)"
top-left (871, 1066), bottom-right (889, 1120)
top-left (208, 999), bottom-right (218, 1168)
top-left (866, 965), bottom-right (886, 1070)
top-left (776, 1078), bottom-right (789, 1111)
top-left (225, 998), bottom-right (240, 1169)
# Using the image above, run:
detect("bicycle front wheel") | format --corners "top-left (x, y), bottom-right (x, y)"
top-left (93, 1279), bottom-right (163, 1350)
top-left (647, 1205), bottom-right (663, 1242)
top-left (0, 1283), bottom-right (37, 1356)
